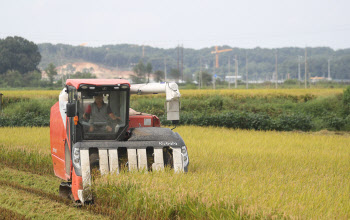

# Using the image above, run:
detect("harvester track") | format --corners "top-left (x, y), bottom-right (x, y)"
top-left (0, 207), bottom-right (29, 220)
top-left (0, 176), bottom-right (120, 219)
top-left (0, 179), bottom-right (72, 205)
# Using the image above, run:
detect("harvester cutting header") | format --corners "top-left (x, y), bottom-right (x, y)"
top-left (50, 79), bottom-right (189, 203)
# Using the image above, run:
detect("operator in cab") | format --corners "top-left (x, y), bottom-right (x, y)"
top-left (83, 94), bottom-right (120, 132)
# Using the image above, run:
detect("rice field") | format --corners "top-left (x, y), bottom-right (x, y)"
top-left (1, 90), bottom-right (60, 99)
top-left (1, 126), bottom-right (349, 219)
top-left (0, 127), bottom-right (50, 155)
top-left (0, 88), bottom-right (343, 100)
top-left (180, 88), bottom-right (344, 97)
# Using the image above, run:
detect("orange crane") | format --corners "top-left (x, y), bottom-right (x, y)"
top-left (211, 46), bottom-right (232, 68)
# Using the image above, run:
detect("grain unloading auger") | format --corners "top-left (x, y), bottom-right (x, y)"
top-left (50, 79), bottom-right (189, 203)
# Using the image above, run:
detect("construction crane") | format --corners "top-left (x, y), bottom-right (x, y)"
top-left (211, 46), bottom-right (232, 68)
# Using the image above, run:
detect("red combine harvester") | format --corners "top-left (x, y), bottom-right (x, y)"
top-left (50, 79), bottom-right (189, 202)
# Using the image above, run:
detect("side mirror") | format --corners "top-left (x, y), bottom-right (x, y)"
top-left (66, 103), bottom-right (76, 117)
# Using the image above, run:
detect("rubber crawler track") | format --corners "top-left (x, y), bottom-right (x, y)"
top-left (0, 207), bottom-right (29, 220)
top-left (0, 180), bottom-right (121, 219)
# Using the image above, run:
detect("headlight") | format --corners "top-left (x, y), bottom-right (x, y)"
top-left (73, 148), bottom-right (80, 168)
top-left (181, 146), bottom-right (189, 167)
top-left (72, 145), bottom-right (82, 176)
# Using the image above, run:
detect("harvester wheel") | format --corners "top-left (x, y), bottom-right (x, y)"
top-left (59, 182), bottom-right (73, 200)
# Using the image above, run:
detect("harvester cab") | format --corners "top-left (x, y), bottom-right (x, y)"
top-left (50, 79), bottom-right (189, 203)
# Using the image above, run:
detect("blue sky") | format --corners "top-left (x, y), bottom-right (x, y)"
top-left (0, 0), bottom-right (349, 49)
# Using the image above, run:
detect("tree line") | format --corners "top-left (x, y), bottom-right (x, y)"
top-left (0, 37), bottom-right (96, 88)
top-left (0, 36), bottom-right (43, 87)
top-left (1, 36), bottom-right (350, 88)
top-left (39, 43), bottom-right (350, 81)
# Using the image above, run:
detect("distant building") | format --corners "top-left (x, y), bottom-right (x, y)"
top-left (225, 75), bottom-right (242, 83)
top-left (310, 76), bottom-right (327, 83)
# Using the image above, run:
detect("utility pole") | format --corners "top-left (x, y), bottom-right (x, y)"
top-left (328, 58), bottom-right (331, 80)
top-left (142, 45), bottom-right (145, 58)
top-left (228, 56), bottom-right (231, 89)
top-left (164, 57), bottom-right (167, 82)
top-left (181, 44), bottom-right (184, 82)
top-left (246, 51), bottom-right (248, 89)
top-left (275, 50), bottom-right (278, 89)
top-left (305, 47), bottom-right (308, 89)
top-left (298, 56), bottom-right (302, 87)
top-left (199, 56), bottom-right (202, 89)
top-left (235, 55), bottom-right (238, 89)
top-left (213, 59), bottom-right (216, 90)
top-left (177, 45), bottom-right (180, 73)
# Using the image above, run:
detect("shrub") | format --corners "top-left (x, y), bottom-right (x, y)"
top-left (284, 79), bottom-right (299, 85)
top-left (274, 114), bottom-right (312, 131)
top-left (2, 98), bottom-right (55, 117)
top-left (160, 112), bottom-right (312, 131)
top-left (298, 96), bottom-right (342, 117)
top-left (323, 114), bottom-right (346, 131)
top-left (0, 98), bottom-right (54, 127)
top-left (0, 112), bottom-right (49, 127)
top-left (207, 95), bottom-right (224, 111)
top-left (342, 86), bottom-right (350, 115)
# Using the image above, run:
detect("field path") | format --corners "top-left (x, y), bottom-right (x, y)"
top-left (0, 167), bottom-right (110, 219)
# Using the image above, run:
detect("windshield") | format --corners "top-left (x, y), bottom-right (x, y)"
top-left (78, 90), bottom-right (127, 140)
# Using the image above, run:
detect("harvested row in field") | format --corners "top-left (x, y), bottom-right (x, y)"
top-left (0, 167), bottom-right (60, 194)
top-left (0, 185), bottom-right (108, 220)
top-left (0, 167), bottom-right (122, 219)
top-left (0, 207), bottom-right (28, 220)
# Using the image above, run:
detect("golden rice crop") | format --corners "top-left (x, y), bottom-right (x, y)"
top-left (0, 127), bottom-right (50, 155)
top-left (0, 90), bottom-right (60, 99)
top-left (129, 88), bottom-right (343, 102)
top-left (94, 126), bottom-right (350, 219)
top-left (1, 126), bottom-right (349, 218)
top-left (1, 88), bottom-right (342, 100)
top-left (180, 88), bottom-right (343, 97)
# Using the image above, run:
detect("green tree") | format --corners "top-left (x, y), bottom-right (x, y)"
top-left (154, 70), bottom-right (164, 82)
top-left (64, 63), bottom-right (76, 78)
top-left (184, 72), bottom-right (193, 83)
top-left (71, 71), bottom-right (96, 79)
top-left (169, 68), bottom-right (180, 81)
top-left (4, 70), bottom-right (22, 87)
top-left (196, 70), bottom-right (212, 86)
top-left (24, 70), bottom-right (42, 87)
top-left (146, 63), bottom-right (152, 83)
top-left (45, 63), bottom-right (57, 85)
top-left (0, 36), bottom-right (41, 74)
top-left (132, 60), bottom-right (147, 83)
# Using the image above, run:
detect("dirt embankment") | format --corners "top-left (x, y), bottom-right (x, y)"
top-left (56, 62), bottom-right (134, 79)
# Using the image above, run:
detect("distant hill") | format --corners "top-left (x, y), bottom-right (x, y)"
top-left (38, 43), bottom-right (350, 80)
